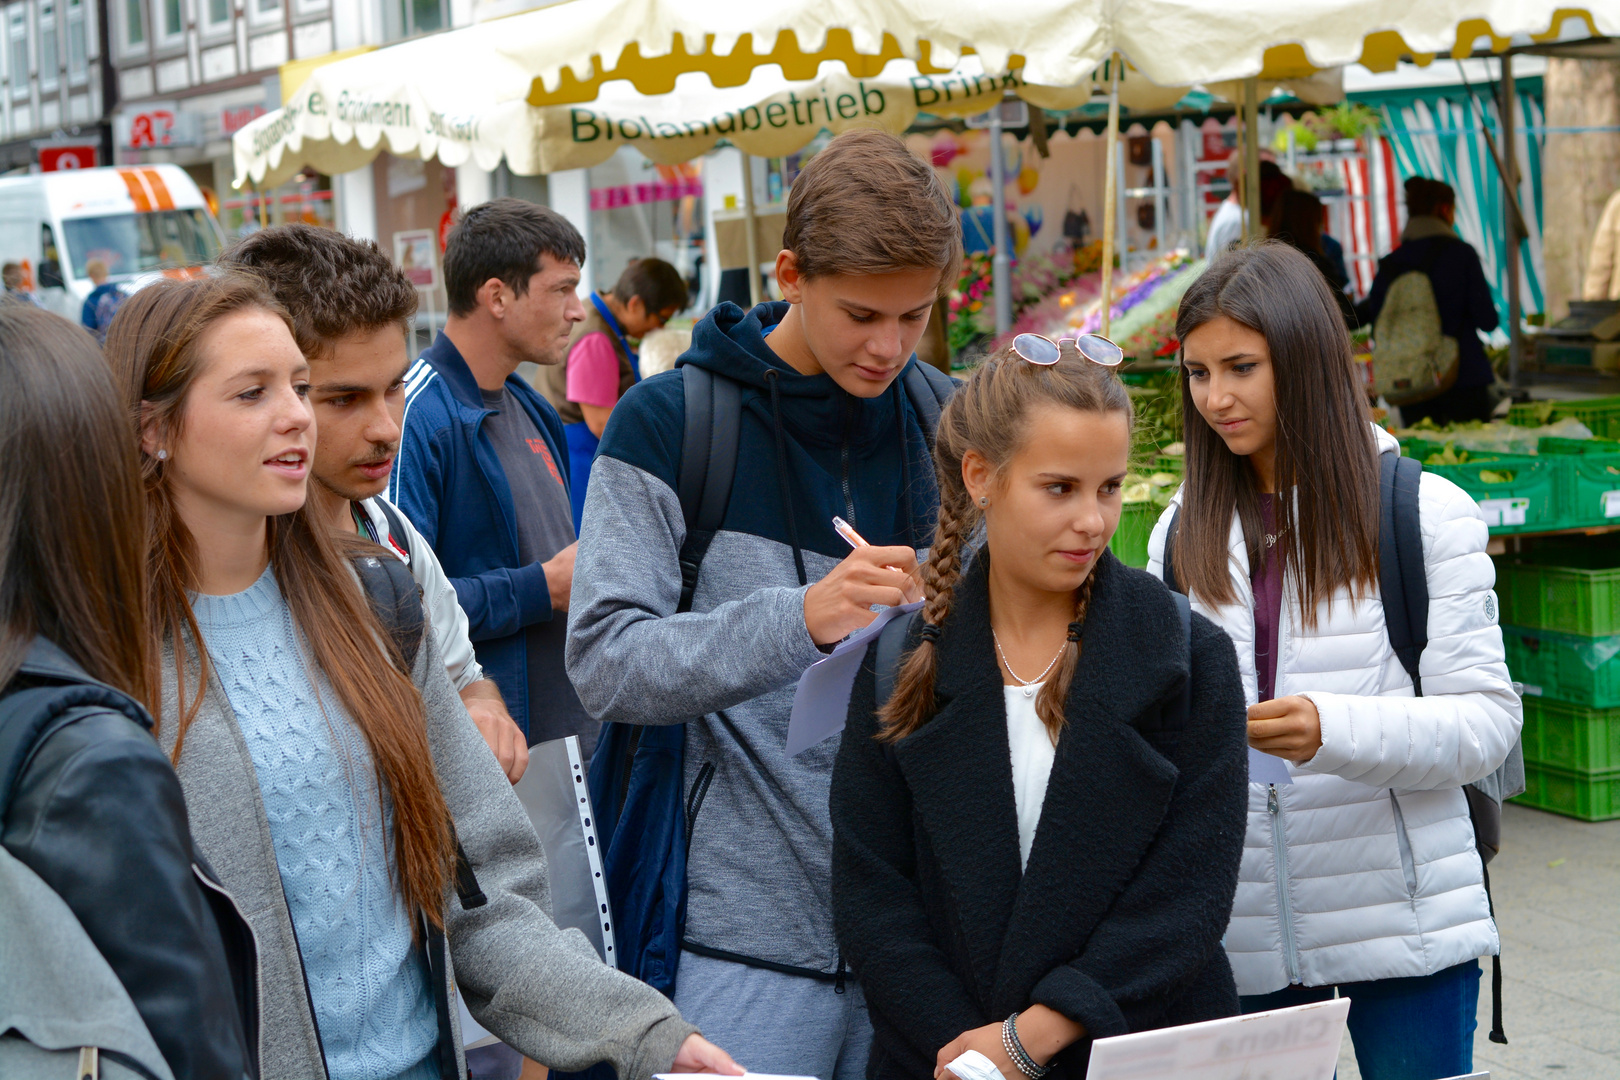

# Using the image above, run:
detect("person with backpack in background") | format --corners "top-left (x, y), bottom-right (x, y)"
top-left (1149, 244), bottom-right (1523, 1080)
top-left (1358, 178), bottom-right (1500, 425)
top-left (0, 305), bottom-right (255, 1080)
top-left (566, 129), bottom-right (960, 1080)
top-left (105, 274), bottom-right (741, 1080)
top-left (830, 340), bottom-right (1249, 1080)
top-left (537, 257), bottom-right (688, 531)
top-left (80, 258), bottom-right (125, 342)
top-left (393, 200), bottom-right (595, 757)
top-left (220, 223), bottom-right (529, 786)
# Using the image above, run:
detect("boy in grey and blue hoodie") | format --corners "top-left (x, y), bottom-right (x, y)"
top-left (567, 130), bottom-right (963, 1080)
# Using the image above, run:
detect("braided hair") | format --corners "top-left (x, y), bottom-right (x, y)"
top-left (878, 344), bottom-right (1132, 742)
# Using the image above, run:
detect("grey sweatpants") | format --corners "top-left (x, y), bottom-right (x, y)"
top-left (673, 950), bottom-right (872, 1080)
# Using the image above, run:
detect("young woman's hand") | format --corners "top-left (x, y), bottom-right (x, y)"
top-left (669, 1033), bottom-right (743, 1075)
top-left (1248, 695), bottom-right (1323, 762)
top-left (803, 545), bottom-right (921, 645)
top-left (934, 1022), bottom-right (1018, 1080)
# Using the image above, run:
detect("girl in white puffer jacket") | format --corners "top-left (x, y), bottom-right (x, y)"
top-left (1147, 244), bottom-right (1521, 1080)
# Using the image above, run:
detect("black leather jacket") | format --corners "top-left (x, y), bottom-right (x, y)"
top-left (1, 638), bottom-right (258, 1080)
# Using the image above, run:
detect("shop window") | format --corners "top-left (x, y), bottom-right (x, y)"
top-left (202, 0), bottom-right (227, 31)
top-left (391, 0), bottom-right (446, 40)
top-left (37, 0), bottom-right (55, 88)
top-left (65, 0), bottom-right (84, 77)
top-left (249, 0), bottom-right (278, 25)
top-left (8, 7), bottom-right (28, 92)
top-left (122, 0), bottom-right (145, 48)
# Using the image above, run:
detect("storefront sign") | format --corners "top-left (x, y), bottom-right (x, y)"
top-left (116, 104), bottom-right (202, 149)
top-left (589, 179), bottom-right (703, 212)
top-left (39, 144), bottom-right (98, 171)
top-left (221, 105), bottom-right (268, 137)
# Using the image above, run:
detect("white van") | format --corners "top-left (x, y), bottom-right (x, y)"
top-left (0, 164), bottom-right (224, 323)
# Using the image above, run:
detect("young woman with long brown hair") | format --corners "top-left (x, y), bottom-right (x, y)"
top-left (1148, 242), bottom-right (1521, 1080)
top-left (105, 274), bottom-right (739, 1080)
top-left (829, 343), bottom-right (1249, 1080)
top-left (0, 304), bottom-right (254, 1080)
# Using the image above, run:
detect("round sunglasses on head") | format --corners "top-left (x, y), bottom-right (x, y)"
top-left (1011, 332), bottom-right (1125, 368)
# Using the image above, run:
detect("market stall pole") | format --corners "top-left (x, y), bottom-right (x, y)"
top-left (1501, 54), bottom-right (1522, 387)
top-left (989, 103), bottom-right (1013, 335)
top-left (1242, 77), bottom-right (1262, 241)
top-left (741, 153), bottom-right (762, 307)
top-left (1100, 57), bottom-right (1120, 338)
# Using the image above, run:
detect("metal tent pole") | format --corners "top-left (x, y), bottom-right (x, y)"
top-left (741, 153), bottom-right (762, 307)
top-left (1100, 56), bottom-right (1121, 338)
top-left (1243, 76), bottom-right (1261, 240)
top-left (989, 103), bottom-right (1012, 335)
top-left (1501, 55), bottom-right (1522, 387)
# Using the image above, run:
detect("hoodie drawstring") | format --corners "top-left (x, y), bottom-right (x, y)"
top-left (763, 369), bottom-right (808, 587)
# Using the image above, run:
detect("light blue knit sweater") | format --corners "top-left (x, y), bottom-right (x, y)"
top-left (192, 567), bottom-right (439, 1080)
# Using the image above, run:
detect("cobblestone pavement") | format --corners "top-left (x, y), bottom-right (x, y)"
top-left (1336, 803), bottom-right (1620, 1080)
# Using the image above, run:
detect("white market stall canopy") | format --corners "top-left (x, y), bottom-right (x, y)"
top-left (235, 0), bottom-right (1615, 188)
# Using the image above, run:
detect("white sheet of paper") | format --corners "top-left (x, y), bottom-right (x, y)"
top-left (456, 991), bottom-right (500, 1050)
top-left (1248, 746), bottom-right (1294, 786)
top-left (785, 602), bottom-right (922, 757)
top-left (1084, 997), bottom-right (1348, 1080)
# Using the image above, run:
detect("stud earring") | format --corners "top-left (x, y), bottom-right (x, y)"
top-left (978, 496), bottom-right (989, 507)
top-left (156, 449), bottom-right (168, 460)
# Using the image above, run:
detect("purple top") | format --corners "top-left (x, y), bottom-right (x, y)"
top-left (1252, 495), bottom-right (1284, 703)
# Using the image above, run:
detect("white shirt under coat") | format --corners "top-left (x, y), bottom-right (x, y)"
top-left (1005, 683), bottom-right (1057, 870)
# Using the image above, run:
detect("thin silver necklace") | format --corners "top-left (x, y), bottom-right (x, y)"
top-left (991, 628), bottom-right (1066, 698)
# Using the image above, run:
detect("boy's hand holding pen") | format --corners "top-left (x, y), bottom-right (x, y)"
top-left (801, 517), bottom-right (924, 645)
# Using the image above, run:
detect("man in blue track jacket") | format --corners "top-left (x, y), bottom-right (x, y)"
top-left (392, 199), bottom-right (595, 755)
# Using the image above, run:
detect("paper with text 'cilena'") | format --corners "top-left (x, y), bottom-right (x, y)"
top-left (786, 602), bottom-right (922, 757)
top-left (1084, 997), bottom-right (1348, 1080)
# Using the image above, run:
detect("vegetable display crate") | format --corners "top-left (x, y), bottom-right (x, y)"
top-left (1510, 762), bottom-right (1620, 821)
top-left (1508, 395), bottom-right (1620, 439)
top-left (1504, 626), bottom-right (1620, 708)
top-left (1538, 436), bottom-right (1620, 456)
top-left (1152, 454), bottom-right (1185, 474)
top-left (1421, 453), bottom-right (1563, 534)
top-left (1517, 697), bottom-right (1620, 772)
top-left (1564, 450), bottom-right (1620, 528)
top-left (1111, 501), bottom-right (1161, 569)
top-left (1494, 542), bottom-right (1620, 636)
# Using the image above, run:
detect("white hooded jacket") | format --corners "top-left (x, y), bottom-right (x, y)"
top-left (1147, 425), bottom-right (1522, 996)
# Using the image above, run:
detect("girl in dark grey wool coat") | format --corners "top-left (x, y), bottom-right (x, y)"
top-left (830, 342), bottom-right (1249, 1080)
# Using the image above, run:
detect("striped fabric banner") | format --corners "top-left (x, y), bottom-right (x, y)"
top-left (1365, 82), bottom-right (1546, 317)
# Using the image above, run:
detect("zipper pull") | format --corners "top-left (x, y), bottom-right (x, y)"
top-left (835, 957), bottom-right (847, 995)
top-left (1268, 784), bottom-right (1279, 814)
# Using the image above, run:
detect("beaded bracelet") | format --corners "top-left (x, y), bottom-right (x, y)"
top-left (1002, 1013), bottom-right (1049, 1080)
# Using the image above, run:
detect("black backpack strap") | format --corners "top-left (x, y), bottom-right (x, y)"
top-left (1163, 506), bottom-right (1184, 595)
top-left (353, 552), bottom-right (425, 673)
top-left (1378, 451), bottom-right (1428, 696)
top-left (901, 361), bottom-right (955, 444)
top-left (1171, 590), bottom-right (1193, 726)
top-left (874, 609), bottom-right (922, 709)
top-left (676, 364), bottom-right (742, 614)
top-left (373, 499), bottom-right (415, 566)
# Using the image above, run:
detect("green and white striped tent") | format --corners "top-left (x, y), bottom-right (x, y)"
top-left (1353, 78), bottom-right (1546, 317)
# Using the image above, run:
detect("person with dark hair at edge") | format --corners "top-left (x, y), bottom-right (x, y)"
top-left (220, 223), bottom-right (530, 788)
top-left (830, 342), bottom-right (1249, 1080)
top-left (536, 257), bottom-right (688, 531)
top-left (1151, 243), bottom-right (1521, 1080)
top-left (105, 273), bottom-right (742, 1080)
top-left (0, 305), bottom-right (255, 1080)
top-left (567, 129), bottom-right (961, 1079)
top-left (392, 199), bottom-right (596, 762)
top-left (1357, 177), bottom-right (1501, 425)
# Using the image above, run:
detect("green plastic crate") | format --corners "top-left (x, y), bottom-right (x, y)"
top-left (1494, 542), bottom-right (1620, 636)
top-left (1538, 436), bottom-right (1620, 456)
top-left (1517, 697), bottom-right (1620, 771)
top-left (1510, 762), bottom-right (1620, 821)
top-left (1423, 452), bottom-right (1563, 534)
top-left (1111, 502), bottom-right (1160, 568)
top-left (1564, 451), bottom-right (1620, 528)
top-left (1151, 454), bottom-right (1185, 474)
top-left (1504, 626), bottom-right (1620, 708)
top-left (1508, 395), bottom-right (1620, 439)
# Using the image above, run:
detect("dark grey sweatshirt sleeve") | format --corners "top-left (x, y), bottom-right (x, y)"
top-left (566, 454), bottom-right (828, 725)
